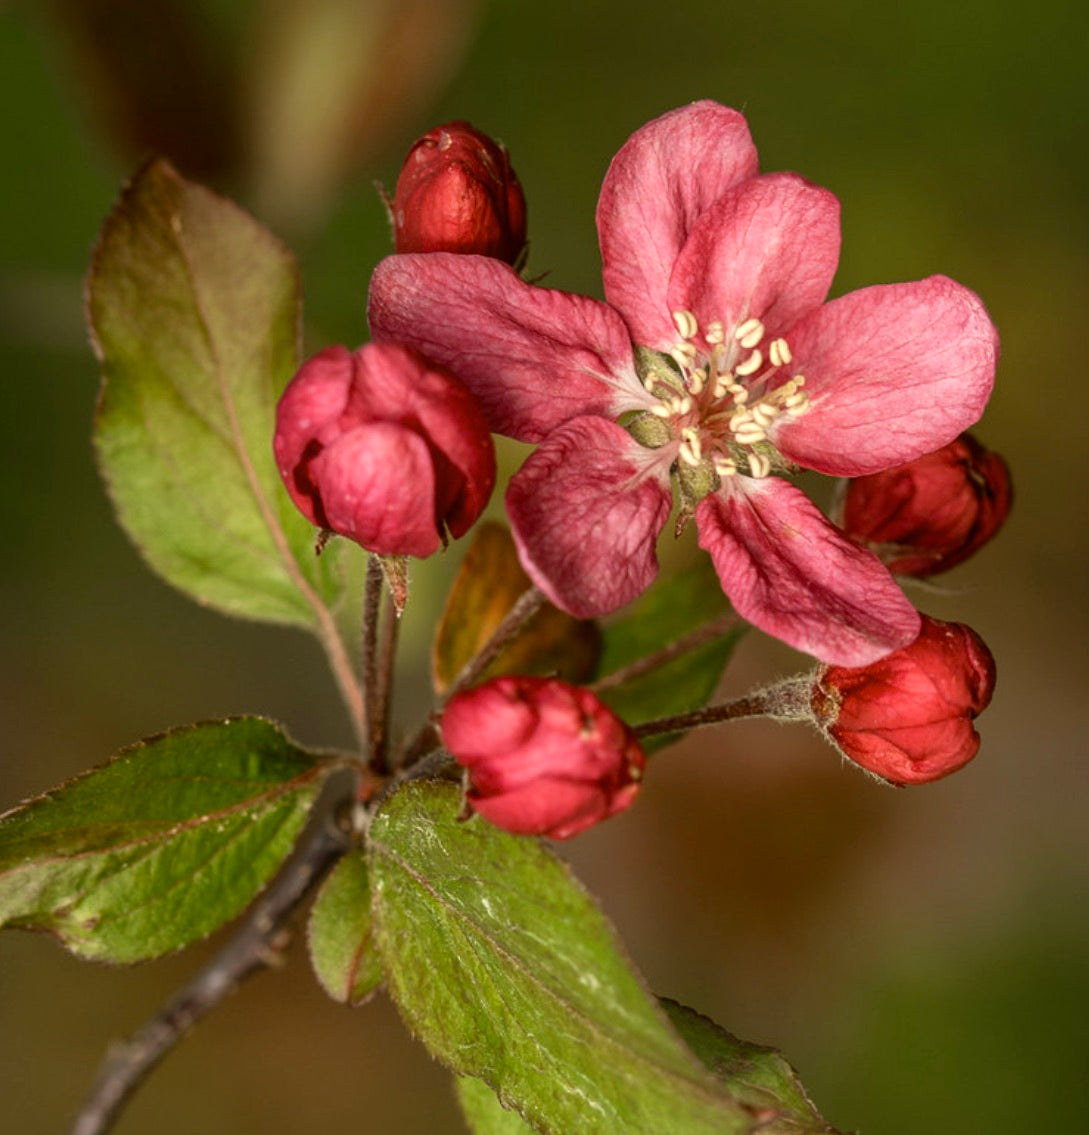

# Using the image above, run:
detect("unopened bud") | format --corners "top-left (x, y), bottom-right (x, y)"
top-left (811, 615), bottom-right (996, 785)
top-left (274, 343), bottom-right (495, 558)
top-left (393, 121), bottom-right (527, 264)
top-left (838, 433), bottom-right (1012, 577)
top-left (441, 677), bottom-right (645, 839)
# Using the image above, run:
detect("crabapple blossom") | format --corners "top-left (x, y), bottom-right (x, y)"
top-left (810, 615), bottom-right (996, 785)
top-left (368, 100), bottom-right (998, 665)
top-left (837, 433), bottom-right (1012, 577)
top-left (393, 120), bottom-right (526, 264)
top-left (274, 342), bottom-right (495, 557)
top-left (441, 676), bottom-right (645, 840)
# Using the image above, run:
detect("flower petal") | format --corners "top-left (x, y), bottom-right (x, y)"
top-left (668, 173), bottom-right (841, 344)
top-left (368, 253), bottom-right (645, 442)
top-left (597, 101), bottom-right (759, 350)
top-left (696, 477), bottom-right (920, 665)
top-left (343, 343), bottom-right (496, 538)
top-left (313, 422), bottom-right (441, 558)
top-left (506, 417), bottom-right (673, 618)
top-left (774, 276), bottom-right (999, 476)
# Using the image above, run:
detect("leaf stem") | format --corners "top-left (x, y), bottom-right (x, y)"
top-left (396, 585), bottom-right (547, 773)
top-left (591, 611), bottom-right (741, 693)
top-left (631, 693), bottom-right (772, 739)
top-left (371, 581), bottom-right (401, 775)
top-left (445, 585), bottom-right (546, 699)
top-left (66, 770), bottom-right (358, 1135)
top-left (361, 556), bottom-right (384, 766)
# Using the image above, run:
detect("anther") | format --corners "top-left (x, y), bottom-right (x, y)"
top-left (650, 404), bottom-right (672, 418)
top-left (713, 456), bottom-right (738, 477)
top-left (748, 452), bottom-right (772, 478)
top-left (671, 395), bottom-right (693, 415)
top-left (672, 309), bottom-right (698, 340)
top-left (733, 423), bottom-right (768, 446)
top-left (734, 318), bottom-right (765, 349)
top-left (734, 349), bottom-right (764, 377)
top-left (686, 370), bottom-right (706, 396)
top-left (751, 402), bottom-right (778, 428)
top-left (768, 338), bottom-right (792, 367)
top-left (679, 427), bottom-right (703, 466)
top-left (706, 321), bottom-right (725, 344)
top-left (669, 344), bottom-right (697, 369)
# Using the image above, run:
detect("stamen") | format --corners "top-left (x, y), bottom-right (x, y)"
top-left (748, 452), bottom-right (772, 478)
top-left (768, 338), bottom-right (792, 367)
top-left (669, 344), bottom-right (696, 369)
top-left (671, 395), bottom-right (693, 415)
top-left (733, 422), bottom-right (768, 446)
top-left (734, 348), bottom-right (764, 377)
top-left (705, 320), bottom-right (725, 344)
top-left (750, 402), bottom-right (778, 428)
top-left (649, 404), bottom-right (672, 418)
top-left (686, 369), bottom-right (706, 396)
top-left (672, 309), bottom-right (698, 340)
top-left (678, 427), bottom-right (703, 466)
top-left (713, 455), bottom-right (737, 477)
top-left (784, 392), bottom-right (809, 416)
top-left (734, 317), bottom-right (765, 349)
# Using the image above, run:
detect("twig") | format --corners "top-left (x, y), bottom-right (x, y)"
top-left (631, 693), bottom-right (772, 739)
top-left (445, 585), bottom-right (546, 698)
top-left (67, 771), bottom-right (358, 1135)
top-left (370, 586), bottom-right (401, 774)
top-left (591, 611), bottom-right (740, 693)
top-left (361, 555), bottom-right (384, 765)
top-left (395, 586), bottom-right (546, 774)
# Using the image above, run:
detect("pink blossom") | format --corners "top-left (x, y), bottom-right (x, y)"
top-left (274, 342), bottom-right (495, 557)
top-left (393, 120), bottom-right (526, 264)
top-left (369, 101), bottom-right (998, 664)
top-left (441, 676), bottom-right (645, 840)
top-left (810, 615), bottom-right (996, 785)
top-left (836, 432), bottom-right (1012, 577)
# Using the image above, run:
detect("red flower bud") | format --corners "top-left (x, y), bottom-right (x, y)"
top-left (838, 433), bottom-right (1012, 577)
top-left (274, 342), bottom-right (495, 557)
top-left (441, 677), bottom-right (645, 839)
top-left (393, 121), bottom-right (527, 264)
top-left (811, 616), bottom-right (996, 785)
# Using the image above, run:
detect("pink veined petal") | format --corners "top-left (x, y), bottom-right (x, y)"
top-left (313, 422), bottom-right (441, 558)
top-left (668, 173), bottom-right (841, 345)
top-left (597, 101), bottom-right (759, 351)
top-left (368, 253), bottom-right (647, 442)
top-left (696, 478), bottom-right (921, 666)
top-left (773, 276), bottom-right (999, 476)
top-left (506, 417), bottom-right (673, 618)
top-left (341, 343), bottom-right (496, 539)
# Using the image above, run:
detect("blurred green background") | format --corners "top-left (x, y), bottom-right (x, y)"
top-left (2, 1), bottom-right (1087, 1132)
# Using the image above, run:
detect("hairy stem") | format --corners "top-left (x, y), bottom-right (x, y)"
top-left (397, 585), bottom-right (547, 772)
top-left (361, 555), bottom-right (384, 766)
top-left (591, 611), bottom-right (740, 693)
top-left (445, 585), bottom-right (546, 699)
top-left (632, 693), bottom-right (773, 739)
top-left (371, 585), bottom-right (401, 774)
top-left (67, 772), bottom-right (358, 1135)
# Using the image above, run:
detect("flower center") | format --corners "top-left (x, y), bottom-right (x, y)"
top-left (638, 310), bottom-right (810, 481)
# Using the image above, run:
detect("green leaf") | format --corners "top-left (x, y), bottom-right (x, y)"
top-left (368, 781), bottom-right (752, 1135)
top-left (0, 718), bottom-right (326, 963)
top-left (432, 522), bottom-right (600, 694)
top-left (595, 556), bottom-right (745, 749)
top-left (88, 156), bottom-right (344, 627)
top-left (661, 1000), bottom-right (843, 1134)
top-left (456, 1075), bottom-right (538, 1134)
top-left (307, 848), bottom-right (381, 1005)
